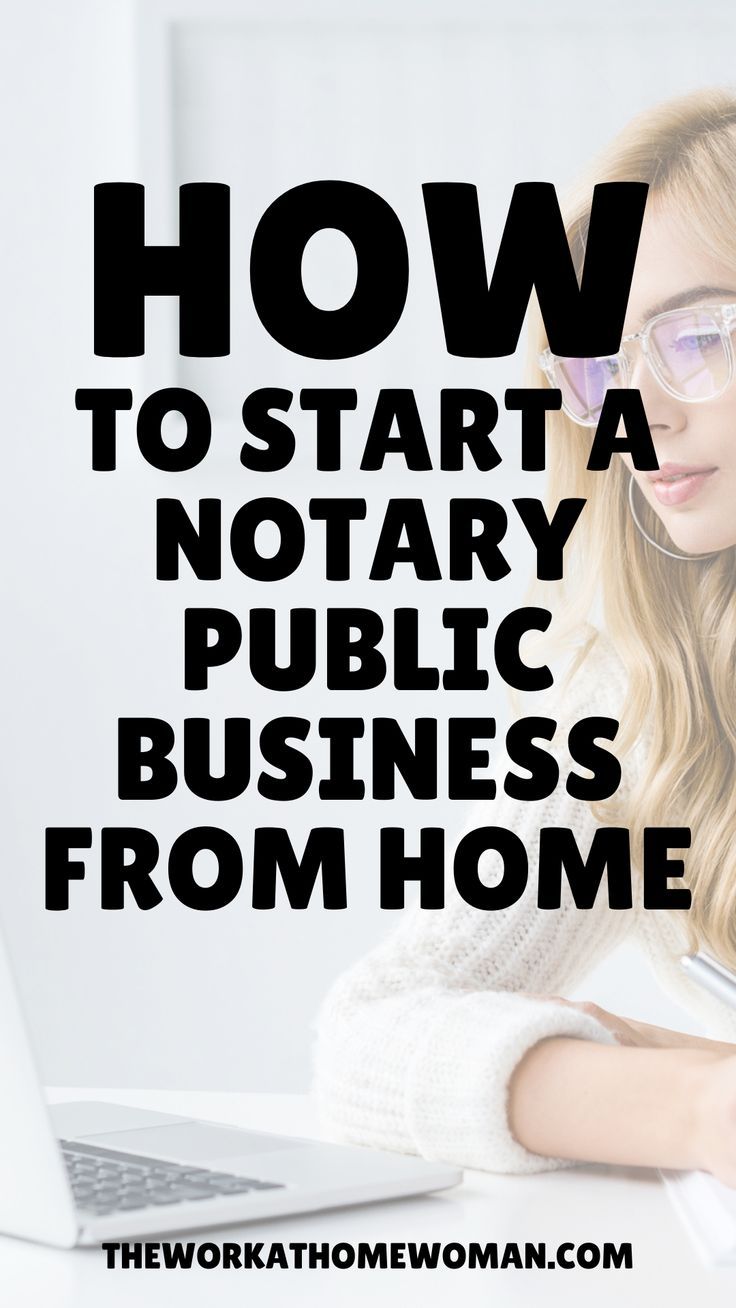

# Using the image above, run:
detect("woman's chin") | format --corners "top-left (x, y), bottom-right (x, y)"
top-left (662, 522), bottom-right (735, 556)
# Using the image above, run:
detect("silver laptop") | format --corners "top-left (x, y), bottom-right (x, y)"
top-left (0, 924), bottom-right (460, 1247)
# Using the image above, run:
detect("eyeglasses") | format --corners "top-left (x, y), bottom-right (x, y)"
top-left (539, 302), bottom-right (736, 427)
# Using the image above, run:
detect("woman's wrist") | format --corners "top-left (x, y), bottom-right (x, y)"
top-left (692, 1053), bottom-right (736, 1187)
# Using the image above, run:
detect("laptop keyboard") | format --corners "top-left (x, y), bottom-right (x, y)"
top-left (60, 1139), bottom-right (284, 1217)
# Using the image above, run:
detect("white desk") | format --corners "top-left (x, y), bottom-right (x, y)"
top-left (0, 1087), bottom-right (726, 1305)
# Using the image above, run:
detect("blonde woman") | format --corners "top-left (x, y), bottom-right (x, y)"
top-left (313, 88), bottom-right (736, 1187)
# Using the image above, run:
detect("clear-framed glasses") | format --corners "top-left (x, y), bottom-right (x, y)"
top-left (538, 302), bottom-right (736, 427)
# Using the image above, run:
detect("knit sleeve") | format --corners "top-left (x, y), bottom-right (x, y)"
top-left (312, 634), bottom-right (635, 1174)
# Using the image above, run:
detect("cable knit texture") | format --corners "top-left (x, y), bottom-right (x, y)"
top-left (312, 630), bottom-right (736, 1174)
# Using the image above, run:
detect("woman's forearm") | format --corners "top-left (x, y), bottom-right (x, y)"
top-left (508, 1037), bottom-right (722, 1172)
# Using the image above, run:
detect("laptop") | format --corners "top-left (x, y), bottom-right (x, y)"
top-left (0, 924), bottom-right (461, 1247)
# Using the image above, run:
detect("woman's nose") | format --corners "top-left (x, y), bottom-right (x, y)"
top-left (627, 346), bottom-right (688, 431)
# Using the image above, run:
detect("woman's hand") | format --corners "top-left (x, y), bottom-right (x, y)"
top-left (548, 998), bottom-right (653, 1047)
top-left (525, 993), bottom-right (736, 1054)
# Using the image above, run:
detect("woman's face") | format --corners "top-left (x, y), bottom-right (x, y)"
top-left (618, 197), bottom-right (736, 554)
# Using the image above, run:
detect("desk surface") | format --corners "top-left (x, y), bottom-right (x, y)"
top-left (0, 1087), bottom-right (726, 1305)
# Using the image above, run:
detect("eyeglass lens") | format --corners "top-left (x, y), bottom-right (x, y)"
top-left (648, 310), bottom-right (728, 399)
top-left (551, 309), bottom-right (728, 423)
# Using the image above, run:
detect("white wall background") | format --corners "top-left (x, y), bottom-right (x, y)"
top-left (2, 0), bottom-right (734, 1091)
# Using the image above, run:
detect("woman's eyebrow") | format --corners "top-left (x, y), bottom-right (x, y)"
top-left (640, 284), bottom-right (736, 323)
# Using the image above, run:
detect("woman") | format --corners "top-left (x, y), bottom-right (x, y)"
top-left (313, 88), bottom-right (736, 1188)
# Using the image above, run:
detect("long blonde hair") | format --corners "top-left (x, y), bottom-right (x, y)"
top-left (527, 88), bottom-right (736, 965)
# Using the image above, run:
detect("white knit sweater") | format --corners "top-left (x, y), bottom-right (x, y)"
top-left (312, 629), bottom-right (736, 1174)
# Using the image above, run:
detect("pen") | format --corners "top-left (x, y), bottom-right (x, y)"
top-left (680, 952), bottom-right (736, 1009)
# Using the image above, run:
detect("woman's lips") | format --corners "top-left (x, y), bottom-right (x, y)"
top-left (647, 467), bottom-right (718, 506)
